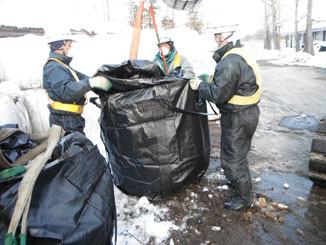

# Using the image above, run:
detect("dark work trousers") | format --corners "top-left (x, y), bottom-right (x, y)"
top-left (220, 105), bottom-right (260, 185)
top-left (49, 113), bottom-right (86, 135)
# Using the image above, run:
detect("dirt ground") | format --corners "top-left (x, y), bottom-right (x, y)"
top-left (153, 61), bottom-right (326, 245)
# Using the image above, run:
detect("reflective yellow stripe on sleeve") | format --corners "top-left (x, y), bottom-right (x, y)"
top-left (222, 47), bottom-right (261, 105)
top-left (173, 53), bottom-right (181, 68)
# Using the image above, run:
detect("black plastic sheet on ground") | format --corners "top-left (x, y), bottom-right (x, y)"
top-left (0, 132), bottom-right (116, 245)
top-left (95, 60), bottom-right (210, 200)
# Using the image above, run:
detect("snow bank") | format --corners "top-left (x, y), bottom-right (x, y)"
top-left (0, 35), bottom-right (48, 89)
top-left (269, 48), bottom-right (326, 68)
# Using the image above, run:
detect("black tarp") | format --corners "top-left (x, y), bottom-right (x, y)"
top-left (0, 125), bottom-right (38, 166)
top-left (0, 132), bottom-right (116, 245)
top-left (94, 60), bottom-right (210, 200)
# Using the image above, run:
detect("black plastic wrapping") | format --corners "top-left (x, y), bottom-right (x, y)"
top-left (0, 126), bottom-right (38, 166)
top-left (95, 60), bottom-right (210, 200)
top-left (0, 132), bottom-right (116, 245)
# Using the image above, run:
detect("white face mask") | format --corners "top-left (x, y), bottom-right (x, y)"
top-left (161, 46), bottom-right (170, 57)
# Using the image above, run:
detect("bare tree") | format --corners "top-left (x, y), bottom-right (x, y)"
top-left (271, 0), bottom-right (281, 50)
top-left (260, 0), bottom-right (289, 50)
top-left (161, 16), bottom-right (176, 29)
top-left (263, 0), bottom-right (272, 50)
top-left (143, 0), bottom-right (159, 29)
top-left (294, 0), bottom-right (306, 51)
top-left (105, 0), bottom-right (110, 21)
top-left (128, 0), bottom-right (138, 27)
top-left (303, 0), bottom-right (314, 55)
top-left (294, 0), bottom-right (300, 51)
top-left (185, 7), bottom-right (203, 34)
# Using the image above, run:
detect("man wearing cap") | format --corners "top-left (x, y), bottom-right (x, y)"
top-left (153, 36), bottom-right (195, 79)
top-left (43, 32), bottom-right (111, 134)
top-left (189, 24), bottom-right (261, 211)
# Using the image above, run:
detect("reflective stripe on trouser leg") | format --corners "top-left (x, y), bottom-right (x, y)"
top-left (220, 106), bottom-right (259, 184)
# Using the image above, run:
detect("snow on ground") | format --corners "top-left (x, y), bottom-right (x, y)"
top-left (0, 28), bottom-right (325, 244)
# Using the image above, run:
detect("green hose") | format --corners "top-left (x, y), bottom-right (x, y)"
top-left (0, 166), bottom-right (26, 180)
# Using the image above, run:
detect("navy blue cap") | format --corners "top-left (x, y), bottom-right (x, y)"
top-left (49, 40), bottom-right (65, 52)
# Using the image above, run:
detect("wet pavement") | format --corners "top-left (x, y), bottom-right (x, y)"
top-left (254, 171), bottom-right (326, 244)
top-left (154, 160), bottom-right (326, 245)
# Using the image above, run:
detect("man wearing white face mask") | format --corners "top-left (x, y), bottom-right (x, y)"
top-left (153, 36), bottom-right (195, 79)
top-left (43, 31), bottom-right (112, 134)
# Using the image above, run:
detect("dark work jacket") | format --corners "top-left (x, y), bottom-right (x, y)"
top-left (198, 41), bottom-right (259, 113)
top-left (43, 52), bottom-right (91, 115)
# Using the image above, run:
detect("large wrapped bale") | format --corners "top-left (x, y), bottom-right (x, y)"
top-left (0, 132), bottom-right (116, 245)
top-left (0, 91), bottom-right (32, 133)
top-left (22, 89), bottom-right (50, 134)
top-left (95, 60), bottom-right (210, 200)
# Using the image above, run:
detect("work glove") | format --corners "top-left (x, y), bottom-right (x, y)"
top-left (189, 78), bottom-right (202, 90)
top-left (89, 76), bottom-right (112, 91)
top-left (198, 74), bottom-right (214, 83)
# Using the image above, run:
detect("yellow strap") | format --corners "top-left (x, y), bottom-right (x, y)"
top-left (222, 47), bottom-right (261, 105)
top-left (50, 101), bottom-right (84, 114)
top-left (44, 57), bottom-right (87, 113)
top-left (47, 58), bottom-right (87, 100)
top-left (48, 58), bottom-right (80, 82)
top-left (173, 53), bottom-right (181, 68)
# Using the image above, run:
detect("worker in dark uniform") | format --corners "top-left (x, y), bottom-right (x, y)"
top-left (190, 24), bottom-right (261, 210)
top-left (153, 36), bottom-right (195, 79)
top-left (43, 32), bottom-right (111, 134)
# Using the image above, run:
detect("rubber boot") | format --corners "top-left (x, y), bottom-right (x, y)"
top-left (224, 180), bottom-right (252, 210)
top-left (245, 165), bottom-right (252, 190)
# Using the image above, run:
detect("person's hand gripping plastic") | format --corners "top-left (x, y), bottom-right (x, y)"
top-left (198, 74), bottom-right (214, 83)
top-left (189, 77), bottom-right (202, 90)
top-left (89, 76), bottom-right (112, 91)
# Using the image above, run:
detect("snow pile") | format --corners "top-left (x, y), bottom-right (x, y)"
top-left (115, 193), bottom-right (178, 244)
top-left (269, 48), bottom-right (326, 68)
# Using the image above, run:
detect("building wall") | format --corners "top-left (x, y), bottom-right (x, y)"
top-left (285, 28), bottom-right (326, 48)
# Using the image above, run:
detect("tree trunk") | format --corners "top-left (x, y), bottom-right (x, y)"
top-left (106, 0), bottom-right (110, 21)
top-left (295, 0), bottom-right (300, 51)
top-left (271, 0), bottom-right (281, 50)
top-left (264, 0), bottom-right (272, 50)
top-left (303, 0), bottom-right (314, 55)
